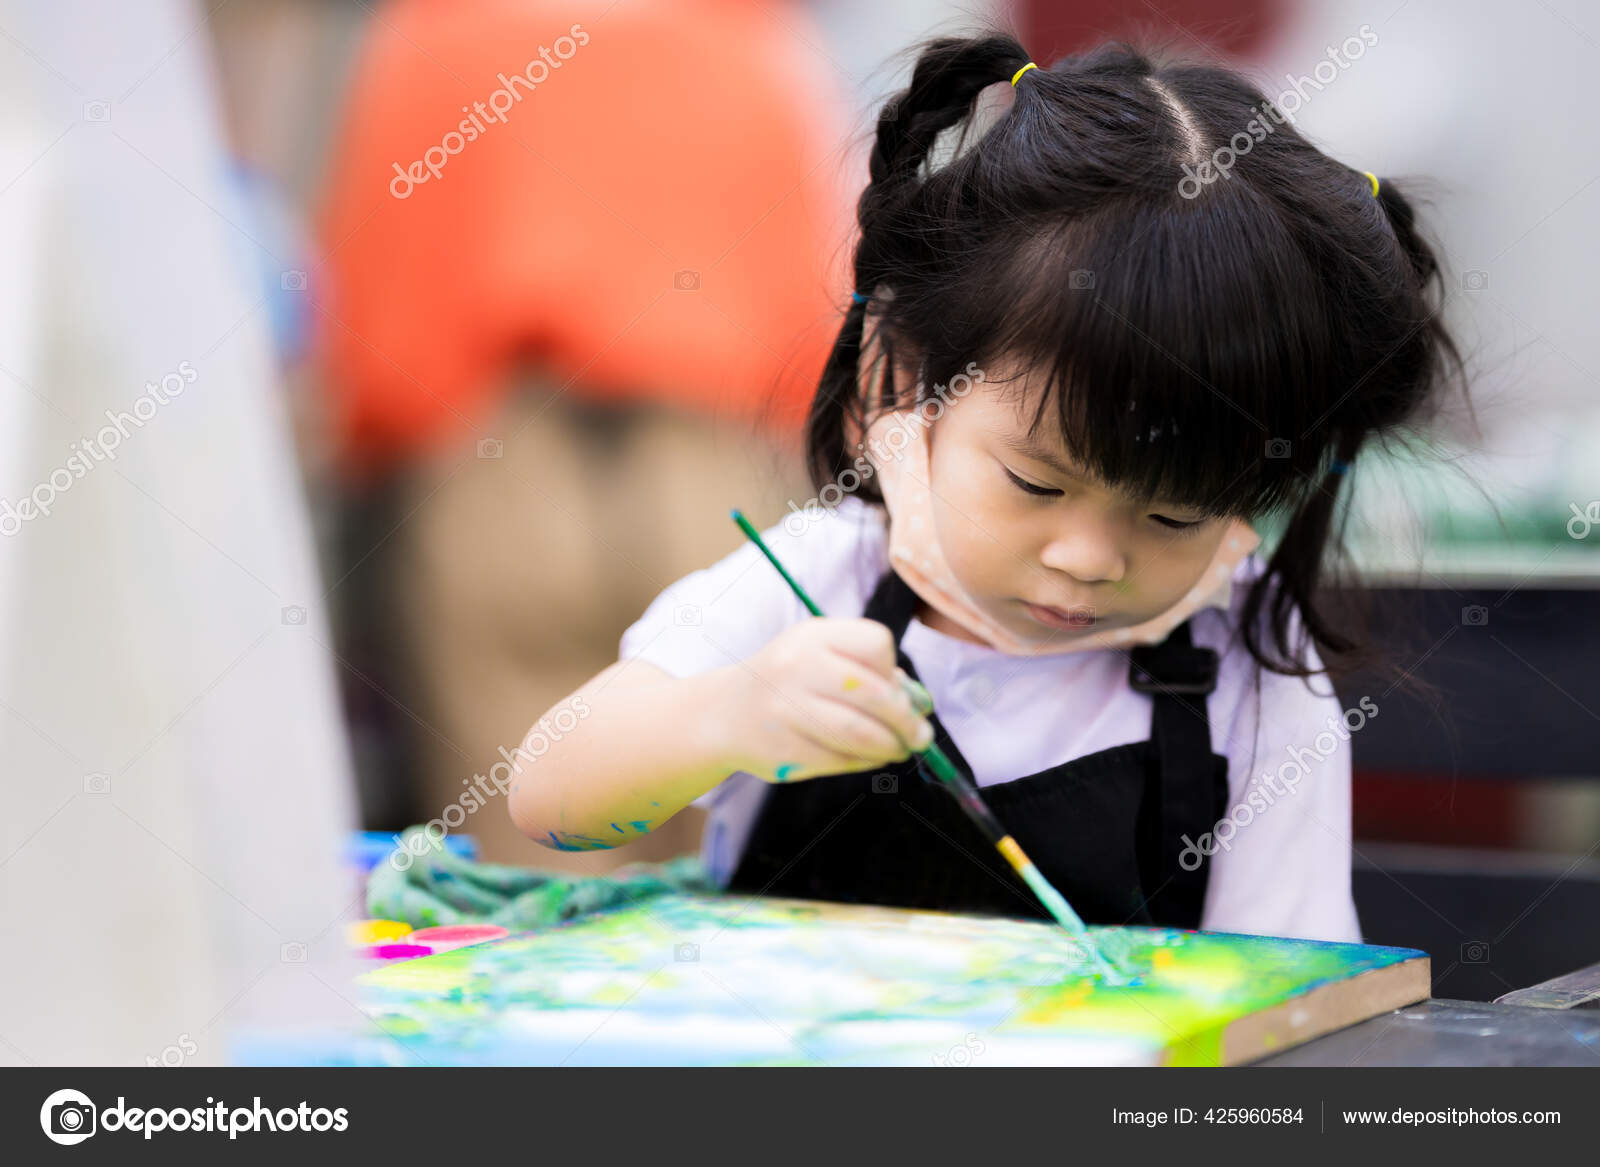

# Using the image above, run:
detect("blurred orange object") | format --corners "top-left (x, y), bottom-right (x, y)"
top-left (316, 0), bottom-right (851, 476)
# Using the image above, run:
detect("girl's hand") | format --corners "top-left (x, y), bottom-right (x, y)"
top-left (722, 618), bottom-right (935, 784)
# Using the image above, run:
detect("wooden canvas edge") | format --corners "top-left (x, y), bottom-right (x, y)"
top-left (1170, 954), bottom-right (1431, 1066)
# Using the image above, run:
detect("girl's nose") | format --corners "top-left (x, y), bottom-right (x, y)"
top-left (1038, 522), bottom-right (1126, 586)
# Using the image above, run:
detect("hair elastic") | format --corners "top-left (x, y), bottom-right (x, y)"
top-left (1363, 171), bottom-right (1380, 197)
top-left (1011, 62), bottom-right (1038, 86)
top-left (851, 290), bottom-right (869, 305)
top-left (1330, 459), bottom-right (1350, 475)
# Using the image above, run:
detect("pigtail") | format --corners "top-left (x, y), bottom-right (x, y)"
top-left (1243, 173), bottom-right (1467, 691)
top-left (1241, 433), bottom-right (1367, 680)
top-left (805, 36), bottom-right (1032, 495)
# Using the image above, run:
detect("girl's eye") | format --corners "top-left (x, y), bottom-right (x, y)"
top-left (1151, 515), bottom-right (1205, 532)
top-left (1003, 468), bottom-right (1062, 497)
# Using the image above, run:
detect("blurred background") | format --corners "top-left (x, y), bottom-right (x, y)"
top-left (1, 0), bottom-right (1597, 1063)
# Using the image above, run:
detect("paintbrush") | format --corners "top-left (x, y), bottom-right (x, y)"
top-left (731, 509), bottom-right (1127, 981)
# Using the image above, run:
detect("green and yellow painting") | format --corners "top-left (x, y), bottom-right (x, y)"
top-left (249, 894), bottom-right (1429, 1066)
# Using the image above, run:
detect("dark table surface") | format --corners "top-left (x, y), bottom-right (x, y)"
top-left (1257, 960), bottom-right (1600, 1065)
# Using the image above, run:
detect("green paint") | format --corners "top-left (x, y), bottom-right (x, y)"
top-left (342, 893), bottom-right (1426, 1067)
top-left (1018, 863), bottom-right (1119, 981)
top-left (774, 763), bottom-right (798, 782)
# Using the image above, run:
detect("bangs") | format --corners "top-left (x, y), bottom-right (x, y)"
top-left (920, 185), bottom-right (1343, 520)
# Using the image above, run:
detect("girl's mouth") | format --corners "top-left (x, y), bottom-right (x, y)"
top-left (1021, 601), bottom-right (1098, 631)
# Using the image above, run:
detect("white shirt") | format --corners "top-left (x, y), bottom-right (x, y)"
top-left (619, 498), bottom-right (1362, 943)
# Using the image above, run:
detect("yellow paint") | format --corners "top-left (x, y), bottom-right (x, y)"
top-left (348, 919), bottom-right (412, 946)
top-left (1151, 948), bottom-right (1176, 972)
top-left (842, 676), bottom-right (862, 691)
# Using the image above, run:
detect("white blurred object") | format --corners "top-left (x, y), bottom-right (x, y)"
top-left (0, 0), bottom-right (358, 1065)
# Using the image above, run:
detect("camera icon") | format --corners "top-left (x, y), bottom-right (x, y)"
top-left (1265, 438), bottom-right (1291, 459)
top-left (1461, 605), bottom-right (1488, 626)
top-left (82, 100), bottom-right (110, 123)
top-left (674, 942), bottom-right (699, 962)
top-left (673, 269), bottom-right (701, 291)
top-left (1068, 269), bottom-right (1095, 290)
top-left (477, 437), bottom-right (503, 459)
top-left (872, 773), bottom-right (898, 795)
top-left (280, 270), bottom-right (307, 292)
top-left (44, 1092), bottom-right (97, 1145)
top-left (1460, 940), bottom-right (1490, 964)
top-left (280, 941), bottom-right (307, 963)
top-left (1462, 270), bottom-right (1489, 292)
top-left (83, 772), bottom-right (110, 795)
top-left (281, 605), bottom-right (307, 625)
top-left (673, 603), bottom-right (702, 627)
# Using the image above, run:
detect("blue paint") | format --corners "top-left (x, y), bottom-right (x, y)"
top-left (611, 823), bottom-right (625, 833)
top-left (629, 820), bottom-right (651, 832)
top-left (774, 763), bottom-right (799, 783)
top-left (546, 829), bottom-right (616, 853)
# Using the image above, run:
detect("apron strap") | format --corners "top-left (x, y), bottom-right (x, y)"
top-left (1127, 621), bottom-right (1224, 927)
top-left (862, 565), bottom-right (919, 640)
top-left (861, 568), bottom-right (978, 780)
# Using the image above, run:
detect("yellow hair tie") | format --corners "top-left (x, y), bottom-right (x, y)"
top-left (1364, 170), bottom-right (1380, 197)
top-left (1011, 62), bottom-right (1038, 87)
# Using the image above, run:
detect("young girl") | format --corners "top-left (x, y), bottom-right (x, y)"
top-left (507, 35), bottom-right (1460, 942)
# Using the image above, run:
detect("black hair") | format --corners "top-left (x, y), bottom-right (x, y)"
top-left (806, 33), bottom-right (1466, 686)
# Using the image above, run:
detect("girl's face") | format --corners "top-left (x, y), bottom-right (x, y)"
top-left (910, 372), bottom-right (1234, 646)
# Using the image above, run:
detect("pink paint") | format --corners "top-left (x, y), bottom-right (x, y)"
top-left (362, 943), bottom-right (434, 961)
top-left (406, 924), bottom-right (509, 952)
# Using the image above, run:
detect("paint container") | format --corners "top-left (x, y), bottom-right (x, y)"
top-left (361, 943), bottom-right (434, 961)
top-left (347, 919), bottom-right (413, 947)
top-left (406, 924), bottom-right (509, 953)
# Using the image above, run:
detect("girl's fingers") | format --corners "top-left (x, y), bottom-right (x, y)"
top-left (800, 697), bottom-right (915, 758)
top-left (789, 694), bottom-right (914, 768)
top-left (760, 721), bottom-right (885, 783)
top-left (815, 618), bottom-right (901, 679)
top-left (818, 654), bottom-right (933, 751)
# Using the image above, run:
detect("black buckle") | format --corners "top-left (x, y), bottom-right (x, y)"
top-left (1127, 646), bottom-right (1219, 696)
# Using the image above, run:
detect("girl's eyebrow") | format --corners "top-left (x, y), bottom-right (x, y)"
top-left (996, 429), bottom-right (1081, 478)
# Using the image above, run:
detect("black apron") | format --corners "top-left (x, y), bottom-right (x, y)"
top-left (725, 568), bottom-right (1231, 928)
